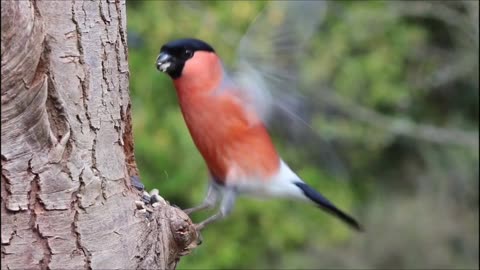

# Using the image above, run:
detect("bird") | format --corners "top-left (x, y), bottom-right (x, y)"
top-left (155, 38), bottom-right (362, 232)
top-left (155, 2), bottom-right (362, 232)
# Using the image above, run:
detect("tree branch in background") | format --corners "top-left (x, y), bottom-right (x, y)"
top-left (317, 90), bottom-right (478, 150)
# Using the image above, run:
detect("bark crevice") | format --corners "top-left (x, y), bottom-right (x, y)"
top-left (27, 161), bottom-right (52, 270)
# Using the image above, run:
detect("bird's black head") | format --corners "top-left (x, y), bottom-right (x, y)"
top-left (156, 38), bottom-right (215, 79)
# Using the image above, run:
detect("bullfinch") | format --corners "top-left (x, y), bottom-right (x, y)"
top-left (154, 1), bottom-right (362, 232)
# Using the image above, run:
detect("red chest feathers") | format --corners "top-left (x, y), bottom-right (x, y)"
top-left (171, 51), bottom-right (279, 183)
top-left (179, 94), bottom-right (280, 183)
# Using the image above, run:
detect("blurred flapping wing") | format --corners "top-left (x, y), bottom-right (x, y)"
top-left (232, 0), bottom-right (327, 125)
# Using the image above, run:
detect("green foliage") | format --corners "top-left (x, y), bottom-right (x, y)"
top-left (127, 1), bottom-right (478, 269)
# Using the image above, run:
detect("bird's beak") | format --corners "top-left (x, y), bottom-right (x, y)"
top-left (156, 52), bottom-right (173, 73)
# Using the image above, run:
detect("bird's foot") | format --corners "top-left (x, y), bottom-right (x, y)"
top-left (194, 223), bottom-right (205, 233)
top-left (182, 202), bottom-right (214, 215)
top-left (182, 207), bottom-right (195, 215)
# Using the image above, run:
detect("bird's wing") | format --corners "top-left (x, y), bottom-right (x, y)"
top-left (226, 1), bottom-right (349, 177)
top-left (231, 0), bottom-right (327, 125)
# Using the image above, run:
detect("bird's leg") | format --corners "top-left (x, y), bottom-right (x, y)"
top-left (183, 182), bottom-right (220, 215)
top-left (195, 188), bottom-right (237, 231)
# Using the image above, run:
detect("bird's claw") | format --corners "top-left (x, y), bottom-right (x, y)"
top-left (183, 208), bottom-right (194, 215)
top-left (194, 223), bottom-right (205, 232)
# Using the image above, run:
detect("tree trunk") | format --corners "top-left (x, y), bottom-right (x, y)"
top-left (1, 1), bottom-right (199, 269)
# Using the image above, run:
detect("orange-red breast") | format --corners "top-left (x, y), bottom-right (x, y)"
top-left (156, 38), bottom-right (362, 231)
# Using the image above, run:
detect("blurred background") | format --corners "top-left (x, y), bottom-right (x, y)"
top-left (126, 1), bottom-right (478, 269)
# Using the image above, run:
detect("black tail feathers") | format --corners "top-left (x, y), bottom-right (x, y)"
top-left (294, 182), bottom-right (363, 232)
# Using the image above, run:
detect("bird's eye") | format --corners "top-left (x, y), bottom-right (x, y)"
top-left (185, 50), bottom-right (193, 58)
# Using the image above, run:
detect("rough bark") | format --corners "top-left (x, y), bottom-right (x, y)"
top-left (1, 1), bottom-right (199, 269)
